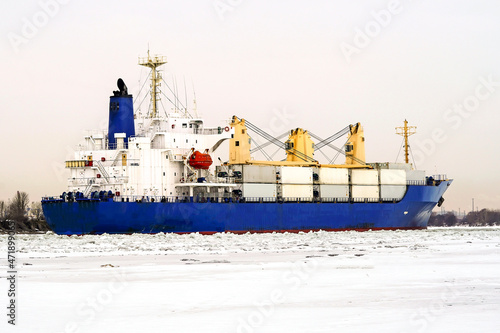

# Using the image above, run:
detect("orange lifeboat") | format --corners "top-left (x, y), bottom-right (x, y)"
top-left (188, 150), bottom-right (213, 169)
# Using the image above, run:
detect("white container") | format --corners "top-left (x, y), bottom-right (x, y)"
top-left (242, 165), bottom-right (276, 183)
top-left (242, 183), bottom-right (276, 198)
top-left (380, 185), bottom-right (407, 200)
top-left (282, 184), bottom-right (313, 199)
top-left (280, 167), bottom-right (313, 184)
top-left (388, 163), bottom-right (412, 171)
top-left (351, 185), bottom-right (379, 199)
top-left (351, 169), bottom-right (379, 185)
top-left (406, 170), bottom-right (426, 182)
top-left (320, 185), bottom-right (349, 198)
top-left (318, 168), bottom-right (349, 185)
top-left (379, 169), bottom-right (406, 185)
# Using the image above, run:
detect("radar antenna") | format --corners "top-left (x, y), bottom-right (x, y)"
top-left (396, 119), bottom-right (417, 164)
top-left (138, 50), bottom-right (167, 118)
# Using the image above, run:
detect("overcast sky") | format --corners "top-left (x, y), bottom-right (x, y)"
top-left (1, 0), bottom-right (500, 213)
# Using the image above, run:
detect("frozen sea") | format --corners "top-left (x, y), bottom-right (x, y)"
top-left (1, 227), bottom-right (499, 333)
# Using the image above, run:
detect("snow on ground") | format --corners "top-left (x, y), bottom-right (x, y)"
top-left (1, 227), bottom-right (499, 333)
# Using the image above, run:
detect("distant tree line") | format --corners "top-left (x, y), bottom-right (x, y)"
top-left (0, 191), bottom-right (51, 232)
top-left (428, 209), bottom-right (500, 227)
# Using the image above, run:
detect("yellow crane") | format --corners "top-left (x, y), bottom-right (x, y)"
top-left (228, 116), bottom-right (371, 169)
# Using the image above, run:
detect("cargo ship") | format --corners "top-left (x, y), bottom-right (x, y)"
top-left (42, 52), bottom-right (452, 235)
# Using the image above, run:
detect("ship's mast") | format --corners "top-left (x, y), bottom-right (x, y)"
top-left (396, 119), bottom-right (416, 164)
top-left (138, 50), bottom-right (167, 118)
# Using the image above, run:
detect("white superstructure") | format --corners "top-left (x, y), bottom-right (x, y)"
top-left (66, 118), bottom-right (231, 199)
top-left (64, 53), bottom-right (233, 201)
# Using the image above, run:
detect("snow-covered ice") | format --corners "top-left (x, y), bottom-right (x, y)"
top-left (1, 227), bottom-right (499, 332)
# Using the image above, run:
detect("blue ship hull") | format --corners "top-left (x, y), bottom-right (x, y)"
top-left (42, 181), bottom-right (451, 235)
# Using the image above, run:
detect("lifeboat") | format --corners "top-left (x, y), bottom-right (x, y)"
top-left (188, 150), bottom-right (213, 169)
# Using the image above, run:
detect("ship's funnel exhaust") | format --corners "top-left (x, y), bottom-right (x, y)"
top-left (108, 78), bottom-right (135, 149)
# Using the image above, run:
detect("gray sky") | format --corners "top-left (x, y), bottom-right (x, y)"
top-left (1, 0), bottom-right (499, 213)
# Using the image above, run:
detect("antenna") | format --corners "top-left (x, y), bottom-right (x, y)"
top-left (192, 79), bottom-right (198, 118)
top-left (172, 76), bottom-right (177, 112)
top-left (174, 76), bottom-right (179, 112)
top-left (138, 50), bottom-right (167, 118)
top-left (395, 120), bottom-right (416, 164)
top-left (184, 76), bottom-right (188, 117)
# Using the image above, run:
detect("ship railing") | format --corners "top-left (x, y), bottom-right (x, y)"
top-left (241, 197), bottom-right (277, 203)
top-left (320, 197), bottom-right (349, 203)
top-left (195, 196), bottom-right (232, 203)
top-left (112, 196), bottom-right (191, 203)
top-left (68, 177), bottom-right (103, 186)
top-left (351, 197), bottom-right (379, 203)
top-left (64, 158), bottom-right (140, 168)
top-left (407, 180), bottom-right (426, 186)
top-left (109, 195), bottom-right (279, 203)
top-left (41, 196), bottom-right (64, 203)
top-left (68, 176), bottom-right (129, 187)
top-left (92, 158), bottom-right (141, 167)
top-left (282, 197), bottom-right (314, 203)
top-left (126, 127), bottom-right (223, 137)
top-left (110, 195), bottom-right (388, 204)
top-left (194, 128), bottom-right (224, 135)
top-left (380, 197), bottom-right (404, 203)
top-left (111, 195), bottom-right (233, 203)
top-left (46, 193), bottom-right (404, 204)
top-left (106, 143), bottom-right (130, 150)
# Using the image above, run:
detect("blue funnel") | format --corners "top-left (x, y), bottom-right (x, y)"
top-left (108, 79), bottom-right (135, 149)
